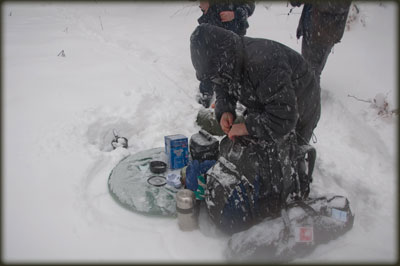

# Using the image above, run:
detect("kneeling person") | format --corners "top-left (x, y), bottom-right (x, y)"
top-left (190, 24), bottom-right (321, 234)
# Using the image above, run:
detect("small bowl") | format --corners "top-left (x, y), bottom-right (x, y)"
top-left (149, 161), bottom-right (167, 174)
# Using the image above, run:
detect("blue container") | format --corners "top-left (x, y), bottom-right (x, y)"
top-left (164, 134), bottom-right (189, 169)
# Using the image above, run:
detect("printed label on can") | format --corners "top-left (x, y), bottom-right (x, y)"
top-left (331, 208), bottom-right (348, 222)
top-left (295, 226), bottom-right (314, 243)
top-left (164, 134), bottom-right (189, 169)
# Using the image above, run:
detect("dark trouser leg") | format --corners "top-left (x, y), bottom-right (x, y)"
top-left (296, 73), bottom-right (321, 146)
top-left (296, 114), bottom-right (320, 199)
top-left (198, 80), bottom-right (214, 108)
top-left (296, 96), bottom-right (320, 199)
top-left (302, 37), bottom-right (334, 84)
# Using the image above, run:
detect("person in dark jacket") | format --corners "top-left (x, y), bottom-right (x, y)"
top-left (191, 23), bottom-right (320, 146)
top-left (198, 0), bottom-right (255, 36)
top-left (196, 0), bottom-right (255, 108)
top-left (190, 24), bottom-right (321, 233)
top-left (291, 1), bottom-right (351, 83)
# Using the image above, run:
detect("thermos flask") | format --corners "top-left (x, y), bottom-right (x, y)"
top-left (176, 189), bottom-right (198, 231)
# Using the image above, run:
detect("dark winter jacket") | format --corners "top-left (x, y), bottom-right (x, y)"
top-left (292, 1), bottom-right (351, 45)
top-left (190, 24), bottom-right (320, 144)
top-left (198, 0), bottom-right (255, 36)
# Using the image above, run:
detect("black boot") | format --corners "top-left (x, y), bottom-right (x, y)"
top-left (298, 159), bottom-right (310, 199)
top-left (296, 145), bottom-right (316, 199)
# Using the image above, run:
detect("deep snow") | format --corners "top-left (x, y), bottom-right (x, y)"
top-left (2, 1), bottom-right (398, 263)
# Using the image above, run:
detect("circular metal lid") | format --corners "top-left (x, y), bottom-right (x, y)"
top-left (147, 175), bottom-right (167, 187)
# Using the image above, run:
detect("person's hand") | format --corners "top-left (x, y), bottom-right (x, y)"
top-left (199, 1), bottom-right (209, 14)
top-left (220, 112), bottom-right (234, 134)
top-left (228, 123), bottom-right (249, 141)
top-left (220, 11), bottom-right (235, 22)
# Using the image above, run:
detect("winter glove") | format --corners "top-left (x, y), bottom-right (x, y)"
top-left (194, 174), bottom-right (206, 200)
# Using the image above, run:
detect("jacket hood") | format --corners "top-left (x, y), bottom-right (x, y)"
top-left (190, 24), bottom-right (243, 83)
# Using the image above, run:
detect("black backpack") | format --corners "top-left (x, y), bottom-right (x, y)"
top-left (205, 133), bottom-right (316, 234)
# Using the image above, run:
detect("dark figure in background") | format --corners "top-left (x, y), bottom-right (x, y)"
top-left (190, 24), bottom-right (321, 233)
top-left (198, 0), bottom-right (255, 36)
top-left (197, 0), bottom-right (255, 108)
top-left (291, 1), bottom-right (351, 83)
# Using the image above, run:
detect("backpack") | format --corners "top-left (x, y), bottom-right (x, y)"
top-left (226, 195), bottom-right (355, 262)
top-left (204, 133), bottom-right (315, 234)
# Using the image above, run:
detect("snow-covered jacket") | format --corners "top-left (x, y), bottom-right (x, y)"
top-left (198, 0), bottom-right (255, 36)
top-left (190, 23), bottom-right (320, 143)
top-left (292, 1), bottom-right (351, 45)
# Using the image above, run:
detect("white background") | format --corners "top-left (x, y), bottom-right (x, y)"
top-left (2, 1), bottom-right (398, 263)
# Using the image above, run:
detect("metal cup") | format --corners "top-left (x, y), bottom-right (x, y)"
top-left (176, 189), bottom-right (198, 231)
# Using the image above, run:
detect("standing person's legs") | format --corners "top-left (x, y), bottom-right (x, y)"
top-left (302, 37), bottom-right (334, 84)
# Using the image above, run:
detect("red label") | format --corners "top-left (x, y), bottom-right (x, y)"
top-left (296, 226), bottom-right (313, 243)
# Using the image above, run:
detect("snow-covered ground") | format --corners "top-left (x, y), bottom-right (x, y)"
top-left (2, 1), bottom-right (398, 263)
